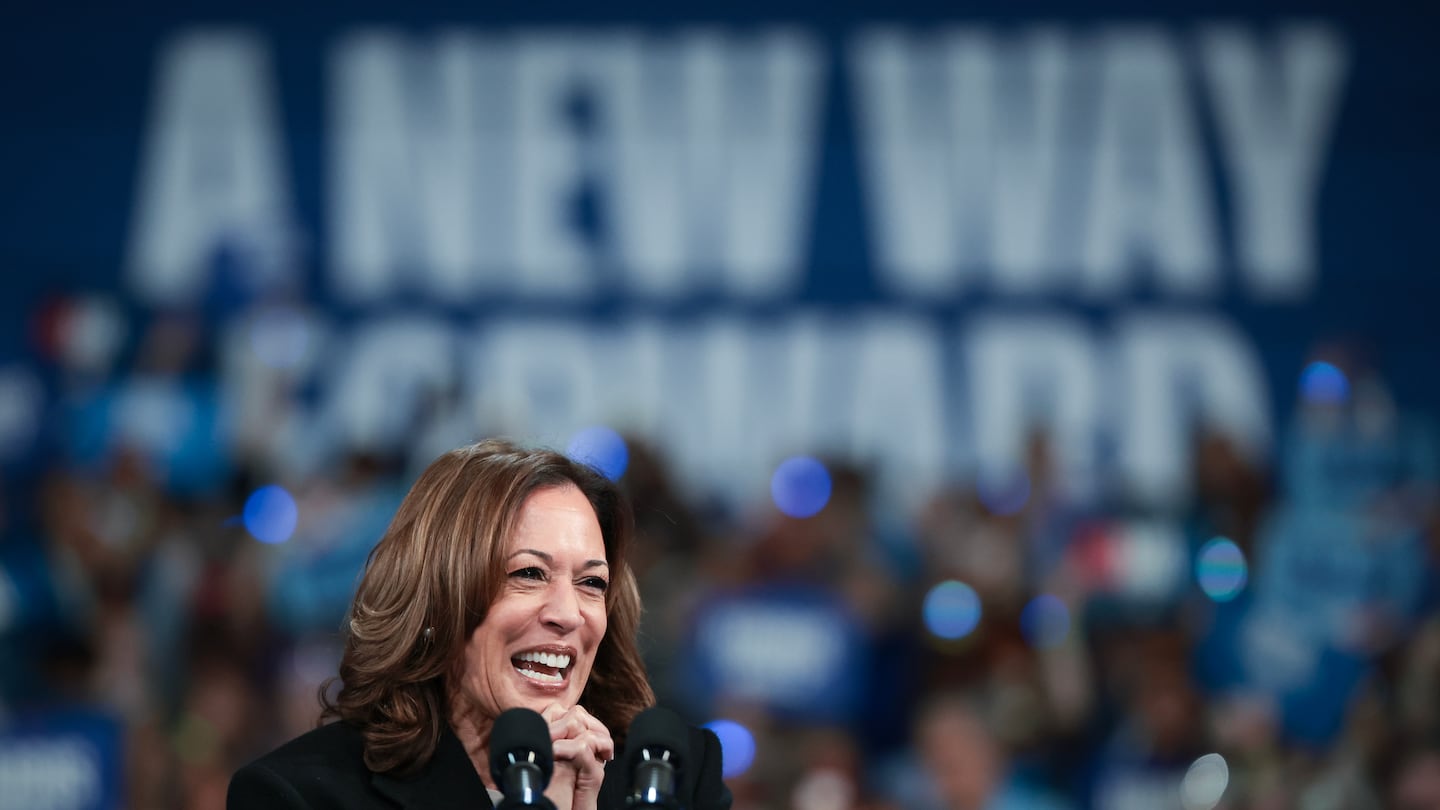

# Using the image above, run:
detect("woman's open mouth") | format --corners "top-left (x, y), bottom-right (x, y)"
top-left (512, 648), bottom-right (573, 685)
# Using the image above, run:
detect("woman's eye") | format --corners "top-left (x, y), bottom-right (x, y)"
top-left (582, 577), bottom-right (609, 592)
top-left (511, 567), bottom-right (545, 581)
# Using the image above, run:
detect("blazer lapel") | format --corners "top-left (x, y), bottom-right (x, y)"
top-left (371, 726), bottom-right (494, 810)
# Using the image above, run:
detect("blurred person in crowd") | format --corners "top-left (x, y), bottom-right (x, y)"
top-left (787, 726), bottom-right (880, 810)
top-left (912, 435), bottom-right (1084, 703)
top-left (267, 450), bottom-right (407, 638)
top-left (1389, 739), bottom-right (1440, 810)
top-left (876, 690), bottom-right (1073, 810)
top-left (911, 481), bottom-right (1061, 725)
top-left (918, 484), bottom-right (1026, 615)
top-left (718, 714), bottom-right (875, 810)
top-left (257, 448), bottom-right (406, 744)
top-left (700, 702), bottom-right (779, 810)
top-left (1396, 616), bottom-right (1440, 744)
top-left (1087, 630), bottom-right (1209, 810)
top-left (1288, 680), bottom-right (1388, 810)
top-left (37, 447), bottom-right (173, 719)
top-left (1185, 428), bottom-right (1271, 726)
top-left (1234, 348), bottom-right (1437, 748)
top-left (678, 459), bottom-right (904, 747)
top-left (803, 461), bottom-right (913, 751)
top-left (41, 447), bottom-right (165, 614)
top-left (61, 312), bottom-right (230, 498)
top-left (0, 481), bottom-right (71, 705)
top-left (1017, 431), bottom-right (1090, 589)
top-left (1205, 693), bottom-right (1292, 809)
top-left (617, 435), bottom-right (708, 584)
top-left (739, 461), bottom-right (888, 600)
top-left (1284, 343), bottom-right (1437, 519)
top-left (228, 439), bottom-right (730, 810)
top-left (1186, 429), bottom-right (1270, 556)
top-left (614, 436), bottom-right (714, 710)
top-left (0, 463), bottom-right (144, 809)
top-left (175, 630), bottom-right (269, 810)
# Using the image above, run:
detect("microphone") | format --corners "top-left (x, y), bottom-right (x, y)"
top-left (489, 708), bottom-right (557, 809)
top-left (623, 706), bottom-right (689, 809)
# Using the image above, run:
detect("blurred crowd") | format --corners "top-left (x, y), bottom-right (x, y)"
top-left (2, 315), bottom-right (1439, 810)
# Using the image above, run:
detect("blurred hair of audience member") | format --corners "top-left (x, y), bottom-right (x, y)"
top-left (876, 690), bottom-right (1074, 810)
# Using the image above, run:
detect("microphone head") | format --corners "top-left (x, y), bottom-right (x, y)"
top-left (489, 707), bottom-right (555, 787)
top-left (624, 706), bottom-right (689, 770)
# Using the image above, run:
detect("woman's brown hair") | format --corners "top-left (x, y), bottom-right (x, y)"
top-left (320, 438), bottom-right (654, 775)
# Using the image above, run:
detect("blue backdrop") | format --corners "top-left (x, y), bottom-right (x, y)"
top-left (1, 0), bottom-right (1436, 509)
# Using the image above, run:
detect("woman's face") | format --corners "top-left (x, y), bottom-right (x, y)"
top-left (459, 484), bottom-right (610, 724)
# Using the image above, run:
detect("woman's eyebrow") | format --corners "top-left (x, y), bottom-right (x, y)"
top-left (508, 549), bottom-right (609, 570)
top-left (508, 548), bottom-right (552, 564)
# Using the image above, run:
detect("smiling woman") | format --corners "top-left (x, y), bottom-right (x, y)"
top-left (226, 439), bottom-right (731, 810)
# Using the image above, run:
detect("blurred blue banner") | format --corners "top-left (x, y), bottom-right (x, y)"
top-left (0, 711), bottom-right (122, 810)
top-left (1, 2), bottom-right (1435, 510)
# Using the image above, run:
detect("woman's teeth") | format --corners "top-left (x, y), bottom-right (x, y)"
top-left (515, 651), bottom-right (572, 669)
top-left (513, 650), bottom-right (571, 684)
top-left (517, 667), bottom-right (563, 683)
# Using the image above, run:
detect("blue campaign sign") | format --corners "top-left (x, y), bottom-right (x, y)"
top-left (683, 584), bottom-right (869, 724)
top-left (0, 711), bottom-right (123, 810)
top-left (1, 2), bottom-right (1436, 510)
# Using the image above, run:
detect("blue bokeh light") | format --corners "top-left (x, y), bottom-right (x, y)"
top-left (977, 468), bottom-right (1031, 516)
top-left (770, 456), bottom-right (832, 518)
top-left (703, 719), bottom-right (756, 779)
top-left (1021, 594), bottom-right (1071, 648)
top-left (1196, 537), bottom-right (1248, 602)
top-left (243, 485), bottom-right (298, 544)
top-left (566, 426), bottom-right (629, 481)
top-left (923, 580), bottom-right (982, 640)
top-left (1300, 361), bottom-right (1349, 405)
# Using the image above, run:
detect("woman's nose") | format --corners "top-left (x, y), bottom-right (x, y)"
top-left (540, 582), bottom-right (583, 632)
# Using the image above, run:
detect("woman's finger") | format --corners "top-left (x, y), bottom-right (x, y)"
top-left (563, 706), bottom-right (615, 761)
top-left (551, 735), bottom-right (605, 767)
top-left (542, 705), bottom-right (614, 761)
top-left (567, 705), bottom-right (611, 738)
top-left (544, 705), bottom-right (587, 740)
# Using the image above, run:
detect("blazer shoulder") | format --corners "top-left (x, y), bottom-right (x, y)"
top-left (229, 722), bottom-right (371, 810)
top-left (249, 721), bottom-right (367, 775)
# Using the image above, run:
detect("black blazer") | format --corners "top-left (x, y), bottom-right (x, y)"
top-left (227, 719), bottom-right (732, 810)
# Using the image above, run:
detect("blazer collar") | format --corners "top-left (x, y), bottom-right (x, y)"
top-left (371, 725), bottom-right (493, 810)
